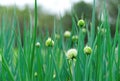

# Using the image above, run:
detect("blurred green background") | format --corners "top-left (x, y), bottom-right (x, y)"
top-left (0, 0), bottom-right (119, 37)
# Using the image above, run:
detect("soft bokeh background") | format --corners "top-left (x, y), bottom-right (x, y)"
top-left (0, 0), bottom-right (119, 36)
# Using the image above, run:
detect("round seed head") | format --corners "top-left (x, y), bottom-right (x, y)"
top-left (64, 31), bottom-right (71, 38)
top-left (45, 37), bottom-right (54, 47)
top-left (84, 46), bottom-right (92, 55)
top-left (66, 48), bottom-right (77, 59)
top-left (77, 19), bottom-right (85, 27)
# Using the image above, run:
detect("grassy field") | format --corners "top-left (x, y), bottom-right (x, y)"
top-left (0, 0), bottom-right (120, 81)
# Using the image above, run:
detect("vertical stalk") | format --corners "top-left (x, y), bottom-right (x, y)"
top-left (29, 0), bottom-right (37, 78)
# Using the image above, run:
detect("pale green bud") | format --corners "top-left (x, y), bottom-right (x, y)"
top-left (45, 37), bottom-right (54, 47)
top-left (55, 34), bottom-right (60, 39)
top-left (34, 72), bottom-right (38, 77)
top-left (97, 27), bottom-right (106, 34)
top-left (82, 28), bottom-right (87, 33)
top-left (101, 28), bottom-right (106, 34)
top-left (53, 71), bottom-right (56, 79)
top-left (64, 31), bottom-right (71, 38)
top-left (72, 35), bottom-right (78, 42)
top-left (84, 46), bottom-right (92, 55)
top-left (35, 42), bottom-right (40, 47)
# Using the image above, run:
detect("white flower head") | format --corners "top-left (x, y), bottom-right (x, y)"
top-left (66, 48), bottom-right (77, 59)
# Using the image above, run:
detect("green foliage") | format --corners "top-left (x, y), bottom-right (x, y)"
top-left (0, 0), bottom-right (120, 81)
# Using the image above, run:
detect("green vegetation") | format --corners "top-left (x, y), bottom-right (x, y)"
top-left (0, 0), bottom-right (120, 81)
